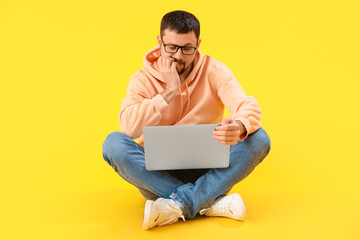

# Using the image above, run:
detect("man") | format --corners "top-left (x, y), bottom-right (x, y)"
top-left (102, 10), bottom-right (271, 230)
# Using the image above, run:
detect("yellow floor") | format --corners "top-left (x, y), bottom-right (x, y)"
top-left (1, 0), bottom-right (359, 239)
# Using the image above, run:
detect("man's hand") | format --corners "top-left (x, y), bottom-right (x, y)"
top-left (213, 117), bottom-right (246, 145)
top-left (158, 56), bottom-right (181, 91)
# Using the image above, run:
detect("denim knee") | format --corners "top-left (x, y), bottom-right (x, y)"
top-left (102, 131), bottom-right (134, 168)
top-left (230, 128), bottom-right (271, 164)
top-left (249, 128), bottom-right (271, 163)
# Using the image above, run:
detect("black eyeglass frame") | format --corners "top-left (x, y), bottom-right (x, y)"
top-left (161, 36), bottom-right (198, 55)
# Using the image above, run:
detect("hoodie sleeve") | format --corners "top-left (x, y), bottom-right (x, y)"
top-left (119, 72), bottom-right (169, 139)
top-left (211, 61), bottom-right (262, 141)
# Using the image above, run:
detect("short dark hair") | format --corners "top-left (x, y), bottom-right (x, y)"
top-left (160, 10), bottom-right (200, 39)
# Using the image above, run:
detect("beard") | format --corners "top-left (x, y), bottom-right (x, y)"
top-left (173, 58), bottom-right (193, 75)
top-left (176, 63), bottom-right (186, 75)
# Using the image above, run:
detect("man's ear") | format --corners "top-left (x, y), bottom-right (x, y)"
top-left (197, 38), bottom-right (202, 48)
top-left (157, 35), bottom-right (162, 47)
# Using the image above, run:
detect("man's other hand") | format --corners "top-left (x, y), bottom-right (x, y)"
top-left (213, 117), bottom-right (245, 145)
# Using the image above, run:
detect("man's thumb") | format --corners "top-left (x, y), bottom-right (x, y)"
top-left (221, 117), bottom-right (232, 125)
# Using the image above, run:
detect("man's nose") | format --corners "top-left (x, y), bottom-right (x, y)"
top-left (173, 49), bottom-right (184, 59)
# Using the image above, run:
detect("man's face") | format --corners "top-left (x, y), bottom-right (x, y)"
top-left (157, 29), bottom-right (201, 75)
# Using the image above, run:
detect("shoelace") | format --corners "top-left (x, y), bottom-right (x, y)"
top-left (200, 198), bottom-right (233, 216)
top-left (155, 203), bottom-right (185, 225)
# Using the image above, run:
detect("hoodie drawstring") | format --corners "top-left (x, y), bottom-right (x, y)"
top-left (184, 82), bottom-right (190, 115)
top-left (174, 82), bottom-right (190, 123)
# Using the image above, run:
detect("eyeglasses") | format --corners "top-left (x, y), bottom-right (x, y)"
top-left (161, 36), bottom-right (197, 55)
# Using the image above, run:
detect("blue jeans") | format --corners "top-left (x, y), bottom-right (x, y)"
top-left (102, 128), bottom-right (271, 219)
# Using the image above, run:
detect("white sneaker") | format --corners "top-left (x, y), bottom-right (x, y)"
top-left (142, 198), bottom-right (185, 230)
top-left (199, 193), bottom-right (247, 221)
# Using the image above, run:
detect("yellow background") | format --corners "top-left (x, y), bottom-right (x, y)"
top-left (1, 0), bottom-right (359, 239)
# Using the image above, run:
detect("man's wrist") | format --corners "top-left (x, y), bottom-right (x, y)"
top-left (160, 88), bottom-right (177, 104)
top-left (235, 120), bottom-right (246, 136)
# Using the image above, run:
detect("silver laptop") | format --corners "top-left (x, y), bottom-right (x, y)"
top-left (143, 124), bottom-right (230, 170)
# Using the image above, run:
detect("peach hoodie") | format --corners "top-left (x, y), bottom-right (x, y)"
top-left (119, 46), bottom-right (262, 147)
